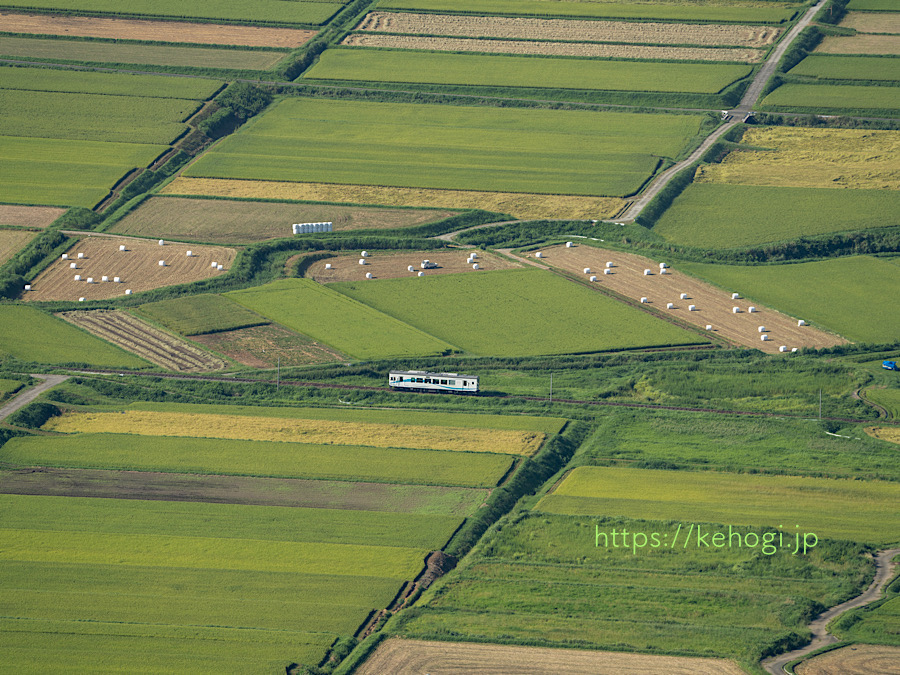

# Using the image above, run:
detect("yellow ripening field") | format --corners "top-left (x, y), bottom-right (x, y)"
top-left (865, 426), bottom-right (900, 445)
top-left (695, 127), bottom-right (900, 190)
top-left (43, 410), bottom-right (544, 455)
top-left (161, 177), bottom-right (626, 221)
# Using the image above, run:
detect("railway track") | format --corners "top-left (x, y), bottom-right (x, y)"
top-left (56, 367), bottom-right (897, 425)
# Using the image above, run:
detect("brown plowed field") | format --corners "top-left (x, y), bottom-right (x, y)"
top-left (356, 12), bottom-right (780, 47)
top-left (306, 249), bottom-right (520, 283)
top-left (795, 644), bottom-right (900, 675)
top-left (817, 34), bottom-right (900, 55)
top-left (26, 235), bottom-right (235, 301)
top-left (161, 177), bottom-right (625, 220)
top-left (0, 12), bottom-right (316, 47)
top-left (57, 310), bottom-right (225, 371)
top-left (840, 12), bottom-right (900, 34)
top-left (343, 34), bottom-right (762, 62)
top-left (0, 467), bottom-right (487, 514)
top-left (191, 323), bottom-right (346, 368)
top-left (355, 638), bottom-right (749, 675)
top-left (0, 204), bottom-right (66, 228)
top-left (536, 244), bottom-right (846, 353)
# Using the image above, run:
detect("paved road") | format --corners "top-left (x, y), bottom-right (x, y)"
top-left (761, 547), bottom-right (900, 674)
top-left (730, 0), bottom-right (827, 115)
top-left (0, 374), bottom-right (68, 422)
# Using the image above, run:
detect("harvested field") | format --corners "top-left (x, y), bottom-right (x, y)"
top-left (356, 12), bottom-right (781, 46)
top-left (45, 410), bottom-right (546, 455)
top-left (342, 34), bottom-right (762, 62)
top-left (841, 12), bottom-right (900, 33)
top-left (57, 310), bottom-right (225, 372)
top-left (536, 244), bottom-right (846, 353)
top-left (355, 638), bottom-right (748, 675)
top-left (0, 467), bottom-right (488, 515)
top-left (191, 323), bottom-right (346, 368)
top-left (0, 229), bottom-right (36, 266)
top-left (25, 235), bottom-right (236, 302)
top-left (795, 644), bottom-right (900, 674)
top-left (160, 177), bottom-right (626, 220)
top-left (695, 126), bottom-right (900, 190)
top-left (865, 426), bottom-right (900, 445)
top-left (816, 34), bottom-right (900, 55)
top-left (308, 249), bottom-right (520, 283)
top-left (0, 204), bottom-right (65, 228)
top-left (111, 195), bottom-right (457, 243)
top-left (0, 12), bottom-right (317, 47)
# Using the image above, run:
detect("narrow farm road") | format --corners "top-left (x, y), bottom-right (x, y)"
top-left (619, 0), bottom-right (827, 223)
top-left (0, 374), bottom-right (68, 422)
top-left (761, 547), bottom-right (900, 674)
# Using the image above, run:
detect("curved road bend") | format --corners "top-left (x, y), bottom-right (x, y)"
top-left (762, 547), bottom-right (900, 674)
top-left (619, 0), bottom-right (828, 223)
top-left (0, 374), bottom-right (68, 422)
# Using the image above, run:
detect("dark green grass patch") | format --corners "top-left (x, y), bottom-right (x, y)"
top-left (185, 98), bottom-right (702, 198)
top-left (0, 89), bottom-right (199, 144)
top-left (761, 83), bottom-right (900, 114)
top-left (304, 49), bottom-right (752, 94)
top-left (0, 0), bottom-right (344, 25)
top-left (579, 409), bottom-right (900, 482)
top-left (0, 433), bottom-right (514, 487)
top-left (679, 255), bottom-right (900, 344)
top-left (333, 268), bottom-right (705, 357)
top-left (789, 55), bottom-right (900, 82)
top-left (0, 65), bottom-right (221, 99)
top-left (227, 278), bottom-right (455, 359)
top-left (0, 36), bottom-right (287, 71)
top-left (402, 512), bottom-right (871, 663)
top-left (0, 305), bottom-right (148, 367)
top-left (653, 183), bottom-right (900, 248)
top-left (0, 136), bottom-right (167, 208)
top-left (375, 0), bottom-right (800, 23)
top-left (136, 294), bottom-right (270, 335)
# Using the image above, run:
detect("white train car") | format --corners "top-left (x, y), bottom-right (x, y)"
top-left (389, 370), bottom-right (478, 394)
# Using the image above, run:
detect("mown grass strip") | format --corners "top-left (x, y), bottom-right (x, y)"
top-left (0, 433), bottom-right (513, 487)
top-left (304, 49), bottom-right (753, 94)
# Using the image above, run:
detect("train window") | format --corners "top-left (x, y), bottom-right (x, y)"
top-left (416, 378), bottom-right (423, 383)
top-left (449, 380), bottom-right (456, 386)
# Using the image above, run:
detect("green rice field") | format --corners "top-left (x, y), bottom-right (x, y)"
top-left (761, 83), bottom-right (900, 113)
top-left (226, 278), bottom-right (455, 359)
top-left (0, 66), bottom-right (221, 99)
top-left (0, 0), bottom-right (344, 25)
top-left (0, 494), bottom-right (426, 672)
top-left (0, 136), bottom-right (167, 207)
top-left (137, 294), bottom-right (270, 335)
top-left (846, 0), bottom-right (898, 9)
top-left (866, 388), bottom-right (900, 419)
top-left (652, 183), bottom-right (900, 247)
top-left (0, 305), bottom-right (148, 367)
top-left (789, 55), bottom-right (900, 82)
top-left (126, 400), bottom-right (567, 433)
top-left (305, 49), bottom-right (752, 94)
top-left (537, 466), bottom-right (900, 543)
top-left (679, 255), bottom-right (900, 344)
top-left (333, 269), bottom-right (704, 357)
top-left (0, 89), bottom-right (200, 144)
top-left (0, 433), bottom-right (514, 487)
top-left (375, 0), bottom-right (800, 23)
top-left (185, 98), bottom-right (702, 197)
top-left (0, 37), bottom-right (286, 71)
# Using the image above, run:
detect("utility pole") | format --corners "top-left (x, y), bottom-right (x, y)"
top-left (819, 388), bottom-right (822, 420)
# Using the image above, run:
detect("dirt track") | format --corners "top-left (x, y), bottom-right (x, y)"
top-left (0, 374), bottom-right (68, 422)
top-left (355, 638), bottom-right (748, 675)
top-left (536, 244), bottom-right (845, 353)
